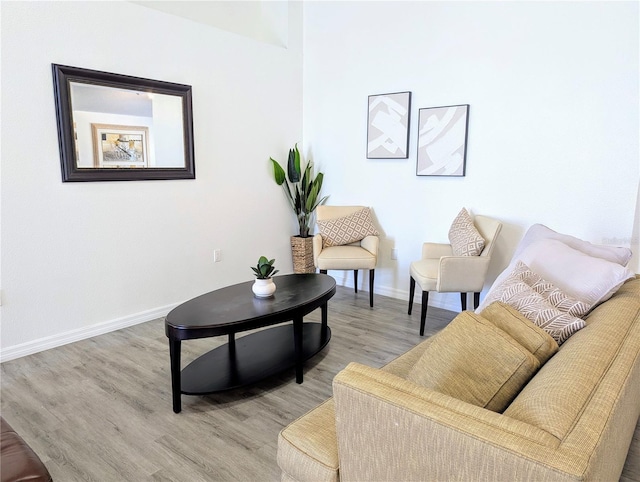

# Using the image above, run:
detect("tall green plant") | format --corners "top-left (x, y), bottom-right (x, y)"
top-left (270, 144), bottom-right (328, 238)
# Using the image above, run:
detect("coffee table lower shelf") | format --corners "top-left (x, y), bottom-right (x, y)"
top-left (181, 322), bottom-right (331, 394)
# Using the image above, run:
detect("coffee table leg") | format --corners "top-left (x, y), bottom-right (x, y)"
top-left (321, 301), bottom-right (328, 341)
top-left (293, 316), bottom-right (303, 383)
top-left (228, 332), bottom-right (236, 357)
top-left (169, 338), bottom-right (182, 413)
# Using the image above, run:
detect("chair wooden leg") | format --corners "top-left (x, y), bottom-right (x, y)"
top-left (474, 292), bottom-right (481, 309)
top-left (420, 291), bottom-right (429, 336)
top-left (408, 277), bottom-right (415, 315)
top-left (353, 270), bottom-right (358, 293)
top-left (460, 293), bottom-right (467, 311)
top-left (369, 270), bottom-right (374, 308)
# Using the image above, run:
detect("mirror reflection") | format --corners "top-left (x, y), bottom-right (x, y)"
top-left (52, 64), bottom-right (195, 182)
top-left (70, 83), bottom-right (186, 169)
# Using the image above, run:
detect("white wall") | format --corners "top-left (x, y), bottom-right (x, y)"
top-left (2, 1), bottom-right (638, 361)
top-left (1, 1), bottom-right (303, 359)
top-left (303, 1), bottom-right (640, 310)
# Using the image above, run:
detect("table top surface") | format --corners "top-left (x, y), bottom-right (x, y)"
top-left (165, 273), bottom-right (336, 338)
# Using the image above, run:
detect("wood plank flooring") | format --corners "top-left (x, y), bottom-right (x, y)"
top-left (1, 286), bottom-right (639, 481)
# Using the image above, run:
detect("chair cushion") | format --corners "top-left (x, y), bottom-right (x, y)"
top-left (317, 207), bottom-right (379, 247)
top-left (481, 261), bottom-right (589, 345)
top-left (407, 311), bottom-right (540, 412)
top-left (277, 399), bottom-right (339, 482)
top-left (316, 245), bottom-right (376, 270)
top-left (480, 301), bottom-right (558, 364)
top-left (409, 258), bottom-right (439, 291)
top-left (448, 208), bottom-right (485, 256)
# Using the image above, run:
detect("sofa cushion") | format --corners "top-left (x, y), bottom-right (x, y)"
top-left (407, 311), bottom-right (540, 412)
top-left (480, 301), bottom-right (559, 364)
top-left (317, 207), bottom-right (379, 247)
top-left (448, 208), bottom-right (485, 256)
top-left (481, 261), bottom-right (588, 345)
top-left (277, 399), bottom-right (339, 482)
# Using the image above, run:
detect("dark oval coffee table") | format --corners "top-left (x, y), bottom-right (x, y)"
top-left (165, 273), bottom-right (336, 413)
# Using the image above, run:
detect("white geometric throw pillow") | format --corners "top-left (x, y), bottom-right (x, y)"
top-left (317, 207), bottom-right (379, 247)
top-left (448, 208), bottom-right (485, 256)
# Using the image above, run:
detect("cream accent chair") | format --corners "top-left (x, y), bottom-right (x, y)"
top-left (408, 215), bottom-right (503, 335)
top-left (313, 206), bottom-right (379, 307)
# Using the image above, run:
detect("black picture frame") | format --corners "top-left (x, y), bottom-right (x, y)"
top-left (416, 104), bottom-right (469, 176)
top-left (366, 91), bottom-right (411, 159)
top-left (52, 64), bottom-right (195, 182)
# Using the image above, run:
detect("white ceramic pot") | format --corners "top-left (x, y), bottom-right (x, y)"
top-left (252, 278), bottom-right (276, 298)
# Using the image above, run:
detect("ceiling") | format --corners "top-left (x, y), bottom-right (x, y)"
top-left (129, 1), bottom-right (288, 47)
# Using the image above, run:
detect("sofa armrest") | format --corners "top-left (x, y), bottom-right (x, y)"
top-left (421, 242), bottom-right (453, 259)
top-left (360, 235), bottom-right (378, 257)
top-left (332, 362), bottom-right (572, 482)
top-left (437, 255), bottom-right (491, 292)
top-left (1, 417), bottom-right (52, 482)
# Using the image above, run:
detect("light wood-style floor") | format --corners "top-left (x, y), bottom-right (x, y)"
top-left (2, 286), bottom-right (639, 481)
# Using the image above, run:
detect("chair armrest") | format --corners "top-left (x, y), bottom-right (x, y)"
top-left (360, 235), bottom-right (378, 256)
top-left (437, 255), bottom-right (491, 292)
top-left (312, 234), bottom-right (323, 267)
top-left (332, 362), bottom-right (562, 482)
top-left (422, 242), bottom-right (453, 259)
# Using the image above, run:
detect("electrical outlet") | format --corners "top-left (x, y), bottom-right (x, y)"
top-left (214, 249), bottom-right (221, 262)
top-left (391, 248), bottom-right (398, 260)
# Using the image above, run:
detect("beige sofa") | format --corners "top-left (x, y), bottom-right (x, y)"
top-left (278, 275), bottom-right (640, 481)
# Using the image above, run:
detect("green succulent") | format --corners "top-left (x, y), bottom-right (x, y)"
top-left (251, 256), bottom-right (279, 279)
top-left (271, 144), bottom-right (328, 238)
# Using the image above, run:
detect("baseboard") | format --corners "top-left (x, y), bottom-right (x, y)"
top-left (0, 303), bottom-right (178, 363)
top-left (333, 273), bottom-right (461, 313)
top-left (1, 278), bottom-right (468, 363)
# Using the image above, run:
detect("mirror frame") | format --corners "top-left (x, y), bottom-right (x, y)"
top-left (52, 64), bottom-right (195, 182)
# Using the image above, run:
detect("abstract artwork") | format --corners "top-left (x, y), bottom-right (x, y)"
top-left (367, 91), bottom-right (411, 159)
top-left (91, 124), bottom-right (149, 168)
top-left (416, 104), bottom-right (469, 176)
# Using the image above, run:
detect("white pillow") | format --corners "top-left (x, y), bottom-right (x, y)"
top-left (513, 224), bottom-right (632, 266)
top-left (479, 238), bottom-right (635, 312)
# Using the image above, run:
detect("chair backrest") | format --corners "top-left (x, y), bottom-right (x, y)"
top-left (474, 215), bottom-right (503, 258)
top-left (316, 205), bottom-right (366, 221)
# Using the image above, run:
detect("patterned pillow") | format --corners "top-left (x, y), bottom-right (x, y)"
top-left (482, 261), bottom-right (590, 344)
top-left (448, 208), bottom-right (485, 256)
top-left (317, 208), bottom-right (379, 247)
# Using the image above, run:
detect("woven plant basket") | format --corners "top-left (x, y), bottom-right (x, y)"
top-left (290, 236), bottom-right (315, 274)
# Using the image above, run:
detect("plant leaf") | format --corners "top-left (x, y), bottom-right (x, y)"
top-left (294, 144), bottom-right (301, 177)
top-left (287, 148), bottom-right (300, 183)
top-left (271, 158), bottom-right (285, 185)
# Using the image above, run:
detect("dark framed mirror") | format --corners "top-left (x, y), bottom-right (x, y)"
top-left (52, 64), bottom-right (195, 182)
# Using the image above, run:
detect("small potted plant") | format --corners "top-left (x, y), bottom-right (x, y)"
top-left (251, 256), bottom-right (279, 298)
